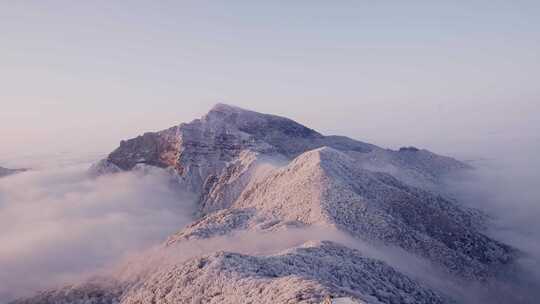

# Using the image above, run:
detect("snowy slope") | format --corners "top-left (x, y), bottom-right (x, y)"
top-left (122, 241), bottom-right (448, 304)
top-left (12, 241), bottom-right (449, 304)
top-left (167, 147), bottom-right (513, 278)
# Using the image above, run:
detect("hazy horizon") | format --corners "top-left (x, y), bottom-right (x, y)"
top-left (1, 2), bottom-right (539, 167)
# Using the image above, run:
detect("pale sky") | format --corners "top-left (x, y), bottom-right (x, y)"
top-left (1, 1), bottom-right (539, 165)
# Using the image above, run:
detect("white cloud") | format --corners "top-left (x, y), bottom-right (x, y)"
top-left (0, 165), bottom-right (195, 301)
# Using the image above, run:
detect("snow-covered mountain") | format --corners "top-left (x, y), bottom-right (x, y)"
top-left (93, 104), bottom-right (469, 192)
top-left (14, 104), bottom-right (517, 304)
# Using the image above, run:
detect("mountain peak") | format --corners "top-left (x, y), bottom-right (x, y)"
top-left (204, 103), bottom-right (259, 122)
top-left (292, 146), bottom-right (351, 164)
top-left (210, 102), bottom-right (246, 113)
top-left (103, 104), bottom-right (468, 193)
top-left (287, 146), bottom-right (360, 179)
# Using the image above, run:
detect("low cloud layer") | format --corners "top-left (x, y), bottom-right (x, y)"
top-left (0, 165), bottom-right (195, 301)
top-left (442, 141), bottom-right (540, 303)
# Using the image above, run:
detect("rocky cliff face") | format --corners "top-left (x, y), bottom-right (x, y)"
top-left (12, 104), bottom-right (513, 304)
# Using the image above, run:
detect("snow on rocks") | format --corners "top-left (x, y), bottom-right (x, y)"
top-left (122, 241), bottom-right (449, 304)
top-left (88, 159), bottom-right (123, 176)
top-left (11, 241), bottom-right (449, 304)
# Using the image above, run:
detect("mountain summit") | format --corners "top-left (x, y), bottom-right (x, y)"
top-left (96, 104), bottom-right (469, 192)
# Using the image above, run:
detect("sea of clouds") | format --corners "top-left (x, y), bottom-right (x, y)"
top-left (0, 164), bottom-right (195, 301)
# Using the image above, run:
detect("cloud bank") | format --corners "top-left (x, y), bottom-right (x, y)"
top-left (441, 139), bottom-right (540, 304)
top-left (0, 165), bottom-right (195, 302)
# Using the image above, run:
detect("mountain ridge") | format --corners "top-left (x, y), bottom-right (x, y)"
top-left (167, 146), bottom-right (513, 279)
